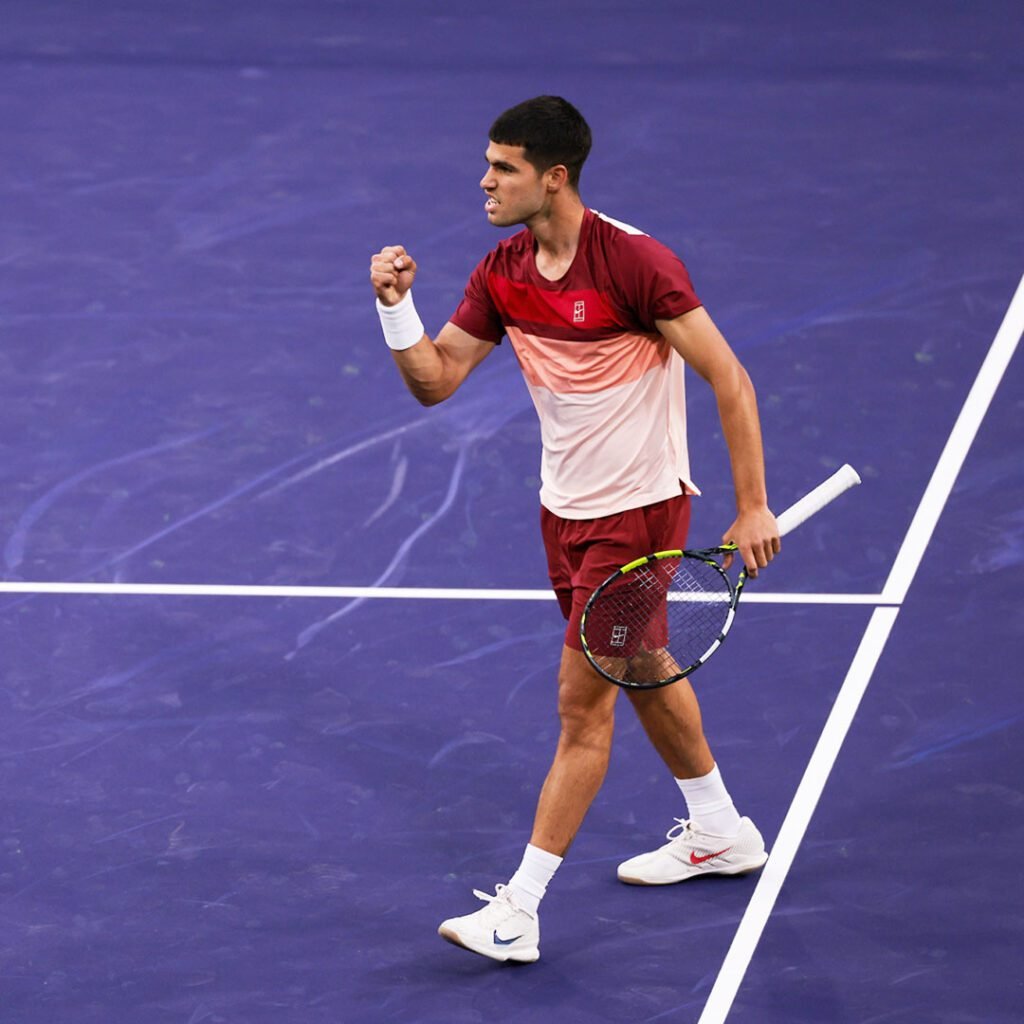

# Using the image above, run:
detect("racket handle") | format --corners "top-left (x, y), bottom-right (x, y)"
top-left (775, 464), bottom-right (861, 538)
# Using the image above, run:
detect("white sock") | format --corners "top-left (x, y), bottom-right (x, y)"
top-left (676, 763), bottom-right (743, 837)
top-left (506, 843), bottom-right (563, 915)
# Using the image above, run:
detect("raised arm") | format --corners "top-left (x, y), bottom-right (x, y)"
top-left (370, 244), bottom-right (495, 406)
top-left (656, 306), bottom-right (780, 575)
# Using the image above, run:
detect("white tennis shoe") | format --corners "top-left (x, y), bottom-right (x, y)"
top-left (438, 885), bottom-right (540, 963)
top-left (617, 817), bottom-right (768, 885)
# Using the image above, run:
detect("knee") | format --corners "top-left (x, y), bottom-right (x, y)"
top-left (558, 706), bottom-right (615, 751)
top-left (556, 682), bottom-right (616, 747)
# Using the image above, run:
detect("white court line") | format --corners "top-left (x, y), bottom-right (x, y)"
top-left (0, 580), bottom-right (885, 604)
top-left (0, 582), bottom-right (556, 601)
top-left (697, 271), bottom-right (1024, 1024)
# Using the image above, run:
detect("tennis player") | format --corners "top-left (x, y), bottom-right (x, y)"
top-left (369, 96), bottom-right (780, 964)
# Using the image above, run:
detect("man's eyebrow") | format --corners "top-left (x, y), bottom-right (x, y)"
top-left (486, 155), bottom-right (519, 172)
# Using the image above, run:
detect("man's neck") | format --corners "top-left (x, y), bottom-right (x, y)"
top-left (530, 197), bottom-right (586, 282)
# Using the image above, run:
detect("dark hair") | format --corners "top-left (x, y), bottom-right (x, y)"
top-left (489, 96), bottom-right (592, 189)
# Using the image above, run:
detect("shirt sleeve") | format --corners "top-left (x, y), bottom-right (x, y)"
top-left (449, 255), bottom-right (505, 343)
top-left (621, 235), bottom-right (702, 331)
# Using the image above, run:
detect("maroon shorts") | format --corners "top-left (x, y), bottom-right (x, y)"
top-left (541, 492), bottom-right (692, 652)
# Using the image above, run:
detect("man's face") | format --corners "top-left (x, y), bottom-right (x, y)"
top-left (479, 142), bottom-right (550, 227)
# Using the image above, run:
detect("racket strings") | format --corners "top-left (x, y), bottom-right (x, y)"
top-left (585, 556), bottom-right (734, 686)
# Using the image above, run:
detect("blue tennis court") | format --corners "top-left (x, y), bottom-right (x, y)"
top-left (2, 2), bottom-right (1022, 1021)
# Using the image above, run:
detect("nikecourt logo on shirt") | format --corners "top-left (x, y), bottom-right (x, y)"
top-left (690, 847), bottom-right (732, 865)
top-left (573, 299), bottom-right (585, 323)
top-left (493, 930), bottom-right (523, 946)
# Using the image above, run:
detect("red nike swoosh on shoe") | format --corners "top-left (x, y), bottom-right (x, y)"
top-left (690, 847), bottom-right (732, 864)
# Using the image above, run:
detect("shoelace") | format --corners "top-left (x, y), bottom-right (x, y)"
top-left (665, 818), bottom-right (693, 841)
top-left (471, 884), bottom-right (534, 920)
top-left (472, 884), bottom-right (512, 905)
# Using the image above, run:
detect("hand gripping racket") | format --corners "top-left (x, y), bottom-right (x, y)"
top-left (579, 464), bottom-right (861, 689)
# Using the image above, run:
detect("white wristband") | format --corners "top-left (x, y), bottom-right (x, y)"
top-left (376, 291), bottom-right (425, 351)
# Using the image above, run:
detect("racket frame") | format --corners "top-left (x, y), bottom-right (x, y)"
top-left (579, 546), bottom-right (748, 690)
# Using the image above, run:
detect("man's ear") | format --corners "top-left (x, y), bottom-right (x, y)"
top-left (545, 164), bottom-right (570, 192)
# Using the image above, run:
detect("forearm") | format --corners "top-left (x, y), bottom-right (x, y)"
top-left (375, 290), bottom-right (454, 405)
top-left (390, 339), bottom-right (460, 406)
top-left (714, 363), bottom-right (769, 512)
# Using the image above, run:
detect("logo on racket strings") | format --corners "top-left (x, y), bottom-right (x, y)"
top-left (610, 625), bottom-right (628, 647)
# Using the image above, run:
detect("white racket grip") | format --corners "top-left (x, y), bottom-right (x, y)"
top-left (775, 464), bottom-right (861, 538)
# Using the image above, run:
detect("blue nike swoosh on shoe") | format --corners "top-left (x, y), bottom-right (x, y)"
top-left (493, 930), bottom-right (523, 946)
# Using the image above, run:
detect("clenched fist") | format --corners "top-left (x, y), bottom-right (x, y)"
top-left (370, 245), bottom-right (418, 307)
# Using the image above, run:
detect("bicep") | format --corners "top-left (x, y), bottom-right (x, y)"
top-left (434, 319), bottom-right (493, 368)
top-left (656, 307), bottom-right (748, 389)
top-left (433, 321), bottom-right (498, 382)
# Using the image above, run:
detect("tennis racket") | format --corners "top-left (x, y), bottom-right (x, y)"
top-left (579, 464), bottom-right (861, 689)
